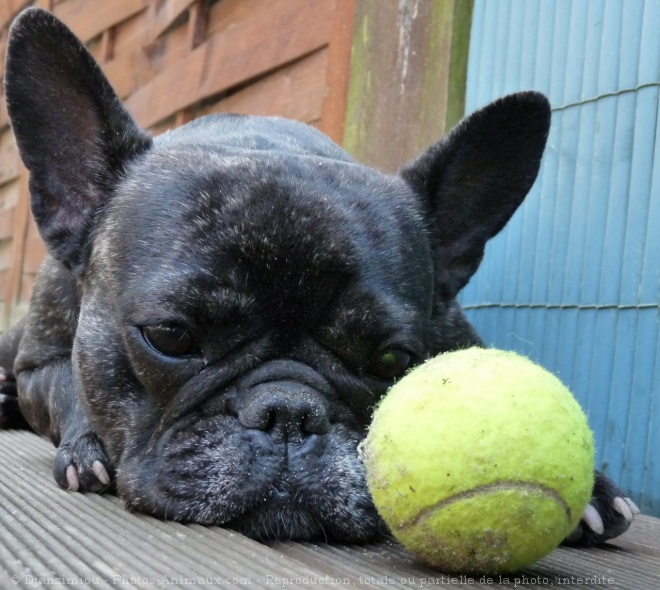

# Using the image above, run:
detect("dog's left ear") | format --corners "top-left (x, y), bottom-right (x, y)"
top-left (4, 8), bottom-right (152, 273)
top-left (401, 91), bottom-right (551, 300)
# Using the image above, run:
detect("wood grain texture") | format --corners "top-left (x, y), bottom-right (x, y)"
top-left (53, 0), bottom-right (149, 43)
top-left (125, 0), bottom-right (336, 128)
top-left (145, 0), bottom-right (196, 44)
top-left (317, 0), bottom-right (355, 145)
top-left (3, 168), bottom-right (29, 325)
top-left (196, 48), bottom-right (329, 124)
top-left (344, 0), bottom-right (473, 172)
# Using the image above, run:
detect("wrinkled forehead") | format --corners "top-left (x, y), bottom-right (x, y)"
top-left (98, 152), bottom-right (350, 272)
top-left (92, 148), bottom-right (431, 314)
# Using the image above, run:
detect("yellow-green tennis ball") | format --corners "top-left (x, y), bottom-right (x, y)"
top-left (360, 347), bottom-right (594, 574)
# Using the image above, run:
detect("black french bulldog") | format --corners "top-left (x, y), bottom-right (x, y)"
top-left (0, 8), bottom-right (638, 545)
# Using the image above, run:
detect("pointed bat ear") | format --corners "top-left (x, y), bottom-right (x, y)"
top-left (5, 8), bottom-right (152, 273)
top-left (401, 91), bottom-right (551, 299)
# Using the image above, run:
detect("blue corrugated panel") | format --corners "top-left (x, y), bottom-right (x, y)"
top-left (462, 0), bottom-right (660, 514)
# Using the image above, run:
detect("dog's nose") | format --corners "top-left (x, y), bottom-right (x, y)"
top-left (238, 381), bottom-right (330, 439)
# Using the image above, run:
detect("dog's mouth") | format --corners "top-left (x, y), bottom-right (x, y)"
top-left (117, 414), bottom-right (383, 542)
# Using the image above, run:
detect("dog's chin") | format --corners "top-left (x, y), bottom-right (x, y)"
top-left (224, 493), bottom-right (386, 542)
top-left (225, 505), bottom-right (334, 541)
top-left (122, 487), bottom-right (384, 543)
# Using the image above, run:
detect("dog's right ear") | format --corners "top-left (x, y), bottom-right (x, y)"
top-left (400, 92), bottom-right (550, 301)
top-left (5, 8), bottom-right (152, 273)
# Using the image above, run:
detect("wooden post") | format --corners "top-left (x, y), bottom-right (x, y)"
top-left (343, 0), bottom-right (473, 172)
top-left (318, 0), bottom-right (356, 145)
top-left (175, 0), bottom-right (209, 128)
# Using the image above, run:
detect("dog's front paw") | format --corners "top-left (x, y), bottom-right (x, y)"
top-left (0, 367), bottom-right (31, 430)
top-left (564, 471), bottom-right (640, 546)
top-left (54, 431), bottom-right (115, 493)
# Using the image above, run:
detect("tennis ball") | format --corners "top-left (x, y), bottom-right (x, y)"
top-left (360, 347), bottom-right (594, 574)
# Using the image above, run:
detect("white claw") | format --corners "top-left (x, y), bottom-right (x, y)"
top-left (66, 465), bottom-right (80, 492)
top-left (624, 497), bottom-right (641, 515)
top-left (613, 497), bottom-right (634, 522)
top-left (582, 503), bottom-right (605, 535)
top-left (92, 460), bottom-right (111, 485)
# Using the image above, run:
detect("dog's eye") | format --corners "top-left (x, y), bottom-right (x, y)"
top-left (369, 349), bottom-right (412, 381)
top-left (141, 324), bottom-right (197, 357)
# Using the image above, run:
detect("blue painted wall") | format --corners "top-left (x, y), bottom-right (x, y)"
top-left (461, 0), bottom-right (660, 514)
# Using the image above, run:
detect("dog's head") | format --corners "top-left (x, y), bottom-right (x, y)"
top-left (5, 9), bottom-right (550, 540)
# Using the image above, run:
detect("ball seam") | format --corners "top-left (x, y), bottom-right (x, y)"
top-left (396, 481), bottom-right (574, 532)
